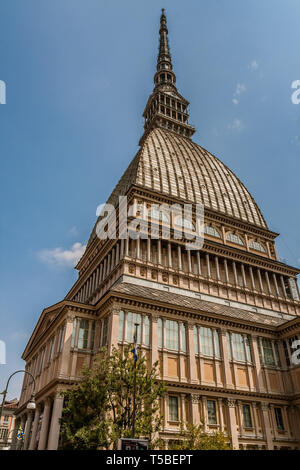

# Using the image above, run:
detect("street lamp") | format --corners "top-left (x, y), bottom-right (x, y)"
top-left (0, 370), bottom-right (36, 423)
top-left (132, 323), bottom-right (139, 439)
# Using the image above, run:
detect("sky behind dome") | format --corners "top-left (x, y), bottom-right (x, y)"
top-left (1, 0), bottom-right (300, 398)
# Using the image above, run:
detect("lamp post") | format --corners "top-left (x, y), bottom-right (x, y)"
top-left (0, 370), bottom-right (36, 426)
top-left (132, 323), bottom-right (139, 439)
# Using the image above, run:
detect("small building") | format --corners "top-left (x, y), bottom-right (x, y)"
top-left (0, 399), bottom-right (18, 450)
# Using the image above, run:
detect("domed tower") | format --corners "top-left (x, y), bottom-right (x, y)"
top-left (17, 10), bottom-right (300, 451)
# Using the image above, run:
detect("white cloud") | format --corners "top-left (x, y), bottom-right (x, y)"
top-left (248, 60), bottom-right (259, 70)
top-left (38, 242), bottom-right (86, 267)
top-left (232, 83), bottom-right (246, 105)
top-left (228, 118), bottom-right (244, 132)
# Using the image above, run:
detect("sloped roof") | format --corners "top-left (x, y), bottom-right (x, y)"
top-left (88, 127), bottom-right (267, 246)
top-left (110, 282), bottom-right (286, 327)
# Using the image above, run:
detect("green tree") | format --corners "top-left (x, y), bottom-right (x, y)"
top-left (168, 422), bottom-right (232, 450)
top-left (59, 346), bottom-right (166, 450)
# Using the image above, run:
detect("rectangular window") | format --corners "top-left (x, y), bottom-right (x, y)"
top-left (214, 330), bottom-right (221, 358)
top-left (283, 340), bottom-right (290, 366)
top-left (242, 404), bottom-right (252, 428)
top-left (126, 312), bottom-right (142, 344)
top-left (194, 326), bottom-right (199, 354)
top-left (165, 320), bottom-right (179, 350)
top-left (59, 325), bottom-right (65, 353)
top-left (199, 327), bottom-right (213, 357)
top-left (226, 332), bottom-right (232, 360)
top-left (231, 333), bottom-right (246, 362)
top-left (78, 319), bottom-right (89, 349)
top-left (262, 338), bottom-right (275, 366)
top-left (102, 317), bottom-right (108, 347)
top-left (48, 337), bottom-right (54, 362)
top-left (180, 323), bottom-right (187, 352)
top-left (118, 311), bottom-right (124, 341)
top-left (71, 318), bottom-right (77, 349)
top-left (143, 316), bottom-right (150, 346)
top-left (40, 348), bottom-right (45, 373)
top-left (169, 396), bottom-right (179, 422)
top-left (158, 318), bottom-right (163, 348)
top-left (274, 407), bottom-right (284, 431)
top-left (207, 400), bottom-right (217, 425)
top-left (90, 321), bottom-right (95, 350)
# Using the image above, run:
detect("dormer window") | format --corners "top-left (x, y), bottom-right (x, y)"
top-left (204, 225), bottom-right (221, 238)
top-left (249, 240), bottom-right (266, 253)
top-left (174, 216), bottom-right (195, 231)
top-left (148, 208), bottom-right (170, 224)
top-left (226, 233), bottom-right (245, 246)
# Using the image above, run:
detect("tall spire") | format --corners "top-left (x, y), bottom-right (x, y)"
top-left (155, 9), bottom-right (176, 88)
top-left (139, 9), bottom-right (195, 145)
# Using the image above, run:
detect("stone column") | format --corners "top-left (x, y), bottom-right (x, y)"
top-left (187, 250), bottom-right (192, 272)
top-left (227, 399), bottom-right (239, 450)
top-left (29, 405), bottom-right (41, 450)
top-left (59, 316), bottom-right (74, 376)
top-left (190, 394), bottom-right (200, 425)
top-left (251, 402), bottom-right (258, 437)
top-left (224, 259), bottom-right (229, 283)
top-left (11, 417), bottom-right (20, 450)
top-left (47, 393), bottom-right (64, 450)
top-left (180, 393), bottom-right (186, 425)
top-left (260, 403), bottom-right (273, 450)
top-left (249, 266), bottom-right (255, 290)
top-left (158, 240), bottom-right (162, 265)
top-left (168, 242), bottom-right (172, 268)
top-left (241, 264), bottom-right (247, 287)
top-left (215, 256), bottom-right (220, 281)
top-left (147, 238), bottom-right (151, 262)
top-left (38, 398), bottom-right (51, 450)
top-left (206, 254), bottom-right (211, 278)
top-left (232, 262), bottom-right (238, 286)
top-left (250, 335), bottom-right (265, 392)
top-left (197, 251), bottom-right (201, 275)
top-left (202, 396), bottom-right (208, 432)
top-left (178, 246), bottom-right (182, 270)
top-left (257, 269), bottom-right (263, 292)
top-left (265, 271), bottom-right (272, 295)
top-left (218, 398), bottom-right (224, 432)
top-left (220, 329), bottom-right (232, 388)
top-left (273, 273), bottom-right (280, 297)
top-left (23, 411), bottom-right (33, 450)
top-left (187, 323), bottom-right (197, 383)
top-left (107, 309), bottom-right (120, 354)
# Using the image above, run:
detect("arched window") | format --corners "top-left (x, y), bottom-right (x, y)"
top-left (148, 208), bottom-right (170, 224)
top-left (249, 240), bottom-right (266, 253)
top-left (204, 225), bottom-right (221, 238)
top-left (174, 216), bottom-right (195, 231)
top-left (226, 233), bottom-right (244, 246)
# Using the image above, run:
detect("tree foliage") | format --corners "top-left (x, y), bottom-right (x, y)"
top-left (59, 346), bottom-right (166, 450)
top-left (168, 422), bottom-right (232, 450)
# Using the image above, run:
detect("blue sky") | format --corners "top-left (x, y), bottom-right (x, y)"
top-left (1, 0), bottom-right (300, 399)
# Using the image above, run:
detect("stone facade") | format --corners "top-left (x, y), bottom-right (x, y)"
top-left (14, 10), bottom-right (300, 450)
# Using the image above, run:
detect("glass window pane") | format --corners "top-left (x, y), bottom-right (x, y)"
top-left (226, 332), bottom-right (232, 360)
top-left (200, 327), bottom-right (213, 357)
top-left (166, 320), bottom-right (179, 350)
top-left (244, 336), bottom-right (252, 362)
top-left (262, 338), bottom-right (275, 366)
top-left (144, 316), bottom-right (150, 346)
top-left (169, 396), bottom-right (179, 421)
top-left (118, 311), bottom-right (124, 341)
top-left (232, 333), bottom-right (246, 362)
top-left (78, 319), bottom-right (89, 349)
top-left (194, 326), bottom-right (199, 354)
top-left (207, 400), bottom-right (217, 425)
top-left (126, 312), bottom-right (142, 344)
top-left (180, 323), bottom-right (187, 352)
top-left (243, 404), bottom-right (252, 428)
top-left (158, 318), bottom-right (162, 348)
top-left (71, 318), bottom-right (77, 349)
top-left (214, 330), bottom-right (220, 358)
top-left (275, 408), bottom-right (284, 431)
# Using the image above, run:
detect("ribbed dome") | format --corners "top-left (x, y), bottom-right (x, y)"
top-left (88, 128), bottom-right (267, 247)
